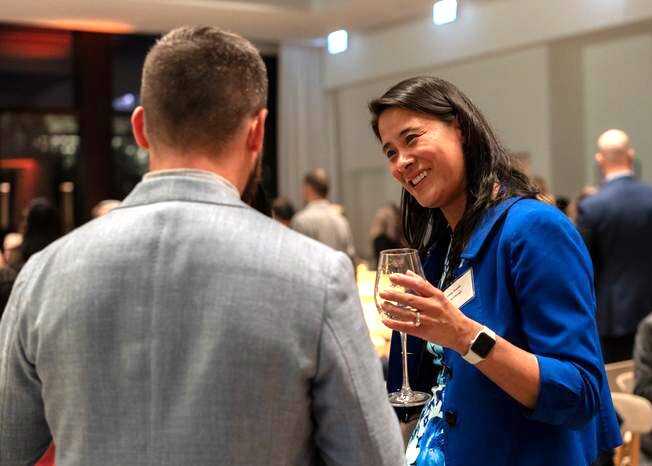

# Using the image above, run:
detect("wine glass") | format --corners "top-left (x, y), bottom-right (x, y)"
top-left (375, 248), bottom-right (432, 407)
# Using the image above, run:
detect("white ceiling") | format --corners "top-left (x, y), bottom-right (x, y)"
top-left (0, 0), bottom-right (478, 44)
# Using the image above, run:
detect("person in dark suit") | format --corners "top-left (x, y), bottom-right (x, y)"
top-left (577, 129), bottom-right (652, 363)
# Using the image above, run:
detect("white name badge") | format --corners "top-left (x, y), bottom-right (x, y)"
top-left (443, 268), bottom-right (475, 309)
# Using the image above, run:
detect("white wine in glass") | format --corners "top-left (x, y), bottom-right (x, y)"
top-left (375, 248), bottom-right (431, 407)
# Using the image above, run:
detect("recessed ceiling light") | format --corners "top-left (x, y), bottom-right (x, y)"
top-left (327, 30), bottom-right (348, 55)
top-left (433, 0), bottom-right (458, 26)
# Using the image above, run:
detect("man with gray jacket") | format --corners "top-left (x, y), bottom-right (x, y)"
top-left (0, 26), bottom-right (404, 465)
top-left (292, 169), bottom-right (356, 262)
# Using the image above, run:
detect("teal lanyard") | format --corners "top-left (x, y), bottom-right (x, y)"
top-left (428, 235), bottom-right (454, 359)
top-left (438, 235), bottom-right (453, 290)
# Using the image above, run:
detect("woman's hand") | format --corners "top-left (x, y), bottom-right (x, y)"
top-left (378, 270), bottom-right (481, 355)
top-left (381, 271), bottom-right (541, 409)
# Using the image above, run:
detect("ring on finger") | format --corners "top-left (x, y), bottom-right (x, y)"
top-left (413, 310), bottom-right (421, 327)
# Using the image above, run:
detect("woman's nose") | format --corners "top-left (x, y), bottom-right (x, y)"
top-left (396, 152), bottom-right (414, 173)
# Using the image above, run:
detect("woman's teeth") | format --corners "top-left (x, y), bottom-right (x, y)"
top-left (411, 170), bottom-right (428, 187)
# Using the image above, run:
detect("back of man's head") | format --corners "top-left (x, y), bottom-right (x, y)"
top-left (271, 197), bottom-right (295, 224)
top-left (141, 26), bottom-right (268, 153)
top-left (303, 169), bottom-right (330, 200)
top-left (596, 129), bottom-right (635, 173)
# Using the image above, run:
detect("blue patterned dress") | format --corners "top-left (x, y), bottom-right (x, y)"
top-left (406, 240), bottom-right (452, 466)
top-left (405, 343), bottom-right (449, 466)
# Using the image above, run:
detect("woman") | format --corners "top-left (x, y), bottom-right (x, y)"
top-left (20, 198), bottom-right (61, 267)
top-left (370, 203), bottom-right (403, 260)
top-left (369, 77), bottom-right (621, 466)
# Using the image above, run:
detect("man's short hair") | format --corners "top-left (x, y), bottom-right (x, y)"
top-left (271, 197), bottom-right (295, 222)
top-left (303, 169), bottom-right (330, 198)
top-left (141, 26), bottom-right (268, 152)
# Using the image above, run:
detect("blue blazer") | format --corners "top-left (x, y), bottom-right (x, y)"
top-left (388, 198), bottom-right (621, 466)
top-left (577, 175), bottom-right (652, 337)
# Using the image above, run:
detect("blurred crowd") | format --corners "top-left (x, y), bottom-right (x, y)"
top-left (0, 198), bottom-right (120, 321)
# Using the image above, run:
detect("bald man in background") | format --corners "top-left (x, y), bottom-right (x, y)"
top-left (577, 129), bottom-right (652, 363)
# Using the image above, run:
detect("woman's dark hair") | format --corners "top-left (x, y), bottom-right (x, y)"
top-left (369, 77), bottom-right (539, 285)
top-left (21, 198), bottom-right (62, 264)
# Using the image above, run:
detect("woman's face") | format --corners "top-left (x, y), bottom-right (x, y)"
top-left (377, 107), bottom-right (467, 212)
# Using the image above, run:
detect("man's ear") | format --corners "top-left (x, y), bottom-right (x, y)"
top-left (246, 108), bottom-right (268, 154)
top-left (131, 106), bottom-right (150, 150)
top-left (595, 152), bottom-right (603, 165)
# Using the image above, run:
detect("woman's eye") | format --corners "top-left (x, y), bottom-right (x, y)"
top-left (406, 134), bottom-right (418, 145)
top-left (385, 149), bottom-right (397, 159)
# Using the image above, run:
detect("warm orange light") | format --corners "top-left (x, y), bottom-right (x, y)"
top-left (0, 158), bottom-right (39, 171)
top-left (0, 30), bottom-right (71, 60)
top-left (35, 19), bottom-right (135, 34)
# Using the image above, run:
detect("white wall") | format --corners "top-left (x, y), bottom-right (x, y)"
top-left (278, 45), bottom-right (339, 207)
top-left (324, 0), bottom-right (652, 90)
top-left (334, 46), bottom-right (551, 259)
top-left (582, 33), bottom-right (652, 184)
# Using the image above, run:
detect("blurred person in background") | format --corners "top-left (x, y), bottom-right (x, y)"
top-left (271, 196), bottom-right (295, 227)
top-left (0, 264), bottom-right (15, 321)
top-left (568, 185), bottom-right (598, 224)
top-left (554, 196), bottom-right (570, 216)
top-left (370, 203), bottom-right (403, 260)
top-left (0, 26), bottom-right (403, 466)
top-left (577, 129), bottom-right (652, 363)
top-left (634, 313), bottom-right (652, 466)
top-left (20, 198), bottom-right (62, 268)
top-left (369, 76), bottom-right (620, 466)
top-left (532, 175), bottom-right (555, 204)
top-left (292, 168), bottom-right (356, 261)
top-left (0, 199), bottom-right (60, 331)
top-left (91, 199), bottom-right (121, 218)
top-left (3, 232), bottom-right (23, 271)
top-left (0, 233), bottom-right (20, 321)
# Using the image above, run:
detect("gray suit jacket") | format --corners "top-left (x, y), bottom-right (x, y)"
top-left (0, 170), bottom-right (404, 466)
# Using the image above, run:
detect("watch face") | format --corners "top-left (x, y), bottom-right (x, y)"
top-left (471, 332), bottom-right (496, 358)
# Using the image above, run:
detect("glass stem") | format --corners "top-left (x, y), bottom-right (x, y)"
top-left (400, 331), bottom-right (413, 395)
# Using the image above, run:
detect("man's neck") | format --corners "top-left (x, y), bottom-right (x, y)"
top-left (149, 151), bottom-right (245, 194)
top-left (306, 197), bottom-right (328, 205)
top-left (603, 167), bottom-right (634, 183)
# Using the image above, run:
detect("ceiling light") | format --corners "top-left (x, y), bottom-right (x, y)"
top-left (433, 0), bottom-right (458, 26)
top-left (327, 30), bottom-right (348, 55)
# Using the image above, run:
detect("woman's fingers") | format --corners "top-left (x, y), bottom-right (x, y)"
top-left (379, 288), bottom-right (441, 313)
top-left (380, 301), bottom-right (416, 319)
top-left (389, 271), bottom-right (440, 297)
top-left (381, 315), bottom-right (423, 334)
top-left (380, 302), bottom-right (423, 332)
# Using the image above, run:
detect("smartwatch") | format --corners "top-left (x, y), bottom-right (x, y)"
top-left (462, 326), bottom-right (496, 365)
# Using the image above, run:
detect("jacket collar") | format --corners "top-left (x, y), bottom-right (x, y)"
top-left (119, 169), bottom-right (246, 211)
top-left (603, 169), bottom-right (634, 184)
top-left (460, 196), bottom-right (523, 260)
top-left (305, 199), bottom-right (331, 209)
top-left (602, 173), bottom-right (634, 187)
